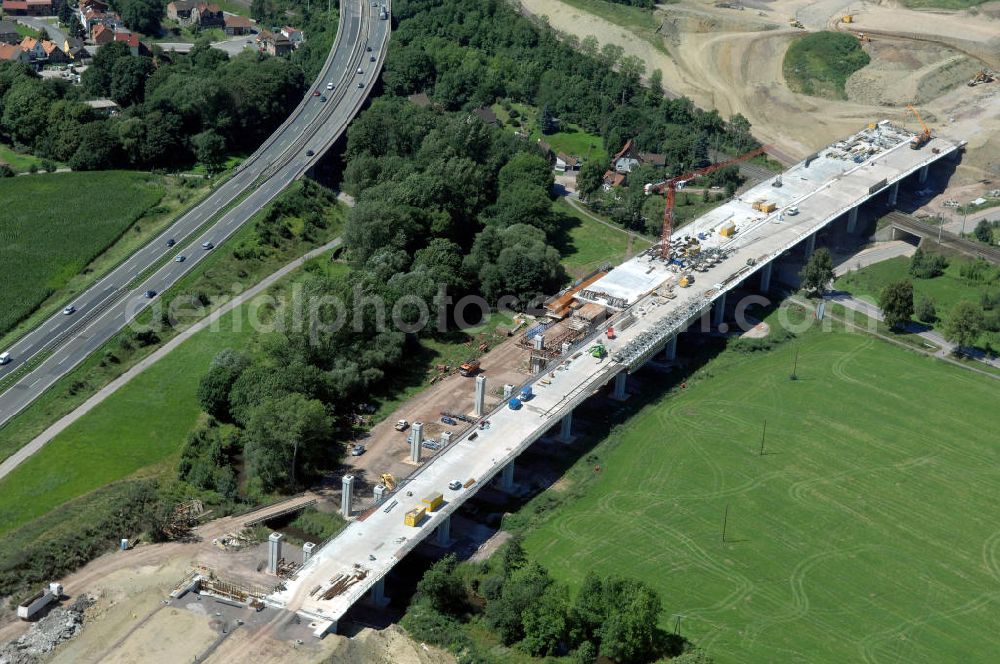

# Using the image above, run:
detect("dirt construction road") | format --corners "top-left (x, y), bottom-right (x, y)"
top-left (519, 0), bottom-right (1000, 181)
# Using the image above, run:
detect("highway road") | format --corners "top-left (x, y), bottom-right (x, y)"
top-left (0, 0), bottom-right (390, 429)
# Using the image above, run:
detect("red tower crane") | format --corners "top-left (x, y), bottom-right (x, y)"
top-left (649, 145), bottom-right (770, 260)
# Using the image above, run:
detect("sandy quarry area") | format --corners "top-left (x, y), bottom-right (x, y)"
top-left (519, 0), bottom-right (1000, 186)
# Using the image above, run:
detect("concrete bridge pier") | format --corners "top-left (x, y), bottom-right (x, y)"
top-left (558, 410), bottom-right (575, 444)
top-left (759, 262), bottom-right (773, 294)
top-left (846, 207), bottom-right (858, 234)
top-left (918, 164), bottom-right (929, 184)
top-left (804, 232), bottom-right (816, 258)
top-left (435, 515), bottom-right (451, 547)
top-left (341, 474), bottom-right (355, 518)
top-left (665, 335), bottom-right (677, 362)
top-left (887, 182), bottom-right (899, 207)
top-left (368, 576), bottom-right (390, 608)
top-left (499, 461), bottom-right (515, 491)
top-left (410, 422), bottom-right (423, 463)
top-left (611, 372), bottom-right (628, 400)
top-left (712, 293), bottom-right (727, 328)
top-left (473, 375), bottom-right (486, 417)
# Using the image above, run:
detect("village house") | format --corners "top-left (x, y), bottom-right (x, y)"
top-left (280, 26), bottom-right (303, 44)
top-left (0, 42), bottom-right (30, 64)
top-left (1, 0), bottom-right (52, 16)
top-left (223, 14), bottom-right (252, 36)
top-left (257, 30), bottom-right (292, 56)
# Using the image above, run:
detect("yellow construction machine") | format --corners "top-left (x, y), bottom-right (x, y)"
top-left (906, 105), bottom-right (932, 149)
top-left (380, 473), bottom-right (396, 491)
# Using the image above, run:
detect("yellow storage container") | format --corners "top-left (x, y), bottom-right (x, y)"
top-left (404, 507), bottom-right (426, 527)
top-left (422, 492), bottom-right (443, 512)
top-left (679, 275), bottom-right (691, 288)
top-left (760, 202), bottom-right (777, 213)
top-left (842, 15), bottom-right (853, 23)
top-left (719, 222), bottom-right (736, 238)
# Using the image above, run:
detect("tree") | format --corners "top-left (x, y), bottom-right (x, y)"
top-left (799, 247), bottom-right (833, 294)
top-left (485, 562), bottom-right (553, 645)
top-left (944, 300), bottom-right (984, 350)
top-left (83, 41), bottom-right (131, 97)
top-left (597, 577), bottom-right (662, 664)
top-left (58, 0), bottom-right (72, 25)
top-left (974, 219), bottom-right (993, 244)
top-left (415, 554), bottom-right (466, 616)
top-left (37, 28), bottom-right (50, 41)
top-left (243, 393), bottom-right (333, 491)
top-left (196, 349), bottom-right (249, 421)
top-left (879, 280), bottom-right (913, 329)
top-left (109, 55), bottom-right (154, 106)
top-left (117, 0), bottom-right (163, 35)
top-left (69, 121), bottom-right (118, 170)
top-left (915, 296), bottom-right (936, 323)
top-left (521, 584), bottom-right (570, 656)
top-left (539, 104), bottom-right (557, 135)
top-left (909, 248), bottom-right (947, 279)
top-left (577, 160), bottom-right (604, 198)
top-left (193, 129), bottom-right (227, 173)
top-left (68, 13), bottom-right (84, 38)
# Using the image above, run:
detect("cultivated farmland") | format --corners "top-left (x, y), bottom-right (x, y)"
top-left (521, 323), bottom-right (1000, 663)
top-left (0, 172), bottom-right (166, 336)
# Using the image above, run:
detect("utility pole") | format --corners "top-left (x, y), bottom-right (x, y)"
top-left (722, 504), bottom-right (729, 544)
top-left (790, 348), bottom-right (798, 380)
top-left (759, 419), bottom-right (766, 456)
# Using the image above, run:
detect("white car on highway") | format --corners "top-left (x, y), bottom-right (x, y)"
top-left (0, 351), bottom-right (10, 365)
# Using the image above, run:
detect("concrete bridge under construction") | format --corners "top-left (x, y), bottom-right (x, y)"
top-left (265, 122), bottom-right (966, 636)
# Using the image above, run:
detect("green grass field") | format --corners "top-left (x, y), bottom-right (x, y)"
top-left (783, 31), bottom-right (870, 100)
top-left (0, 144), bottom-right (57, 173)
top-left (0, 172), bottom-right (167, 337)
top-left (493, 103), bottom-right (606, 164)
top-left (554, 198), bottom-right (651, 278)
top-left (0, 298), bottom-right (262, 537)
top-left (835, 255), bottom-right (1000, 348)
top-left (521, 323), bottom-right (1000, 663)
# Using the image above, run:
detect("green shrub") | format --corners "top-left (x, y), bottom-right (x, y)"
top-left (783, 31), bottom-right (870, 99)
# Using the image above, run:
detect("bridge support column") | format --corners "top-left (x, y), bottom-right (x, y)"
top-left (558, 410), bottom-right (575, 444)
top-left (611, 372), bottom-right (628, 401)
top-left (373, 483), bottom-right (386, 505)
top-left (267, 532), bottom-right (283, 575)
top-left (435, 515), bottom-right (451, 547)
top-left (369, 576), bottom-right (390, 608)
top-left (804, 232), bottom-right (816, 259)
top-left (712, 293), bottom-right (727, 328)
top-left (759, 262), bottom-right (773, 294)
top-left (410, 422), bottom-right (423, 463)
top-left (499, 461), bottom-right (515, 491)
top-left (473, 375), bottom-right (486, 417)
top-left (888, 182), bottom-right (899, 207)
top-left (846, 207), bottom-right (858, 234)
top-left (918, 164), bottom-right (929, 184)
top-left (341, 474), bottom-right (355, 518)
top-left (665, 335), bottom-right (677, 362)
top-left (302, 542), bottom-right (316, 565)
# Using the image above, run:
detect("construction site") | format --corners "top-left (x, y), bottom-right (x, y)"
top-left (0, 110), bottom-right (970, 660)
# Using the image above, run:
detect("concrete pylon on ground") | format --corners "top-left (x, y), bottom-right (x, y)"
top-left (474, 375), bottom-right (486, 417)
top-left (435, 515), bottom-right (451, 547)
top-left (713, 293), bottom-right (727, 328)
top-left (804, 232), bottom-right (816, 258)
top-left (410, 422), bottom-right (423, 463)
top-left (665, 335), bottom-right (678, 361)
top-left (760, 262), bottom-right (773, 294)
top-left (341, 474), bottom-right (354, 518)
top-left (267, 532), bottom-right (284, 574)
top-left (302, 542), bottom-right (316, 564)
top-left (558, 410), bottom-right (575, 444)
top-left (373, 483), bottom-right (386, 505)
top-left (847, 207), bottom-right (858, 234)
top-left (888, 182), bottom-right (899, 207)
top-left (499, 461), bottom-right (515, 491)
top-left (369, 576), bottom-right (389, 607)
top-left (611, 372), bottom-right (628, 400)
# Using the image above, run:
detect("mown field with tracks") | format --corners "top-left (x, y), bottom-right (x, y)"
top-left (522, 322), bottom-right (1000, 663)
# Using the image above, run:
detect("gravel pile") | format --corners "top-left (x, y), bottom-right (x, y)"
top-left (0, 595), bottom-right (93, 664)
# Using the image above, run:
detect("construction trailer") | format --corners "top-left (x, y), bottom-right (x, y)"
top-left (404, 507), bottom-right (426, 527)
top-left (17, 583), bottom-right (62, 620)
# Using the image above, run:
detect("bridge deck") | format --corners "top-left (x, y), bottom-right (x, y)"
top-left (268, 123), bottom-right (963, 633)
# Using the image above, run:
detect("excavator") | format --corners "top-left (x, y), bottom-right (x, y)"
top-left (906, 105), bottom-right (932, 150)
top-left (380, 473), bottom-right (396, 491)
